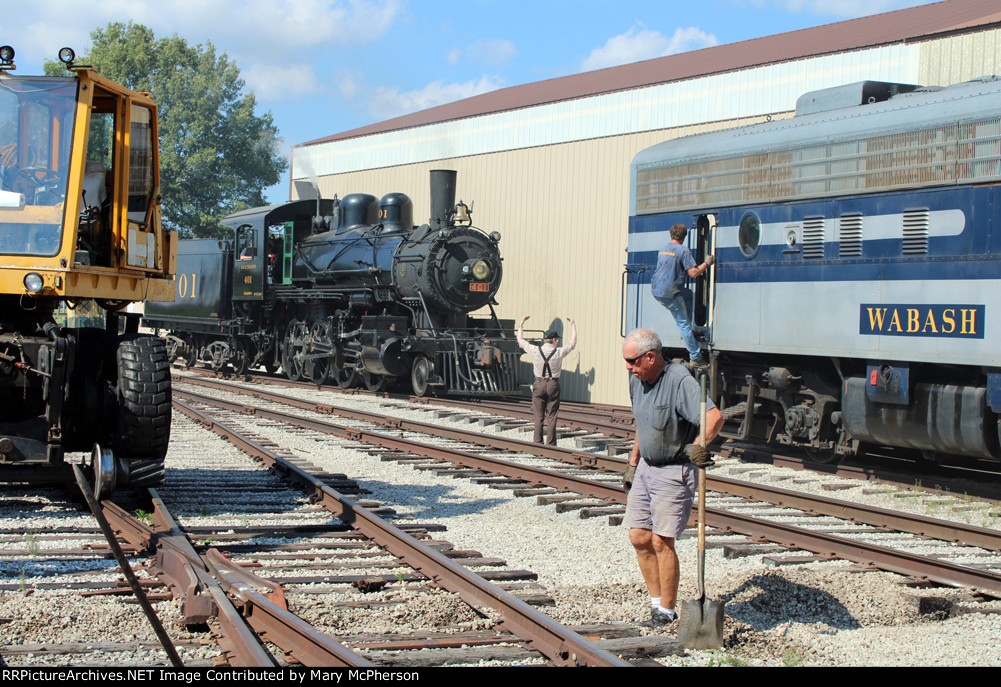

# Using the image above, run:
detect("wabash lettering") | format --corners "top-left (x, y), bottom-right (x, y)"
top-left (859, 304), bottom-right (984, 339)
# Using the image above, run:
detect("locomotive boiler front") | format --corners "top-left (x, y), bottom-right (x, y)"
top-left (393, 224), bottom-right (502, 313)
top-left (394, 168), bottom-right (502, 313)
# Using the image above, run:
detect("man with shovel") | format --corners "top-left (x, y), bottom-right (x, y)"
top-left (621, 329), bottom-right (723, 627)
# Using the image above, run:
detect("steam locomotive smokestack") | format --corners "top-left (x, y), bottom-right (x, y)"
top-left (430, 169), bottom-right (457, 226)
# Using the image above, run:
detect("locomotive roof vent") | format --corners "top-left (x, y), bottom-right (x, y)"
top-left (795, 81), bottom-right (920, 117)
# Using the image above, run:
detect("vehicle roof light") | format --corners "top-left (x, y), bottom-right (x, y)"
top-left (0, 45), bottom-right (14, 67)
top-left (58, 47), bottom-right (75, 65)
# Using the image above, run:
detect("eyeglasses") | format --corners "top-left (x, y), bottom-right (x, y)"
top-left (624, 350), bottom-right (651, 365)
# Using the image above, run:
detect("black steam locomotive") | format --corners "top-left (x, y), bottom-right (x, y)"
top-left (144, 170), bottom-right (521, 396)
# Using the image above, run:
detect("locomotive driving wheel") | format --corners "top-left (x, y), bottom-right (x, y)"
top-left (282, 321), bottom-right (308, 382)
top-left (305, 319), bottom-right (333, 386)
top-left (336, 366), bottom-right (358, 389)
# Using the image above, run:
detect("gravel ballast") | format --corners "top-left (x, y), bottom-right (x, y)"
top-left (3, 373), bottom-right (1000, 667)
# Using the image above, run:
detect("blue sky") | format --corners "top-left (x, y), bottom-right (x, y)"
top-left (7, 0), bottom-right (935, 202)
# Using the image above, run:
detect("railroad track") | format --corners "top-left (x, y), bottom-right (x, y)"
top-left (173, 372), bottom-right (1001, 601)
top-left (2, 403), bottom-right (654, 667)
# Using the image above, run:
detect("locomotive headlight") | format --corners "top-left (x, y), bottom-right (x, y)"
top-left (23, 273), bottom-right (44, 293)
top-left (58, 47), bottom-right (75, 64)
top-left (0, 45), bottom-right (14, 66)
top-left (471, 260), bottom-right (490, 280)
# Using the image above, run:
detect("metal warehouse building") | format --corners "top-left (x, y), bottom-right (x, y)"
top-left (290, 0), bottom-right (1001, 405)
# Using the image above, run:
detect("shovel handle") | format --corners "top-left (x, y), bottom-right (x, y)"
top-left (697, 371), bottom-right (708, 597)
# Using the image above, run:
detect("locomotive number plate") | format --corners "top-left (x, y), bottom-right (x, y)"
top-left (469, 283), bottom-right (490, 292)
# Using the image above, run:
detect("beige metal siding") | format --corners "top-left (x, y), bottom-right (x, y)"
top-left (919, 27), bottom-right (1001, 83)
top-left (308, 119), bottom-right (769, 405)
top-left (299, 27), bottom-right (1001, 406)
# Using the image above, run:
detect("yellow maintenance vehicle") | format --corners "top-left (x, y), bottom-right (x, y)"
top-left (0, 45), bottom-right (176, 495)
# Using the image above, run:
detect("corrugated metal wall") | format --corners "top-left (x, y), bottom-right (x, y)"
top-left (297, 28), bottom-right (1001, 406)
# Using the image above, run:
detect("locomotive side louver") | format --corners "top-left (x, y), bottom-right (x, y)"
top-left (802, 217), bottom-right (826, 259)
top-left (902, 210), bottom-right (930, 255)
top-left (838, 214), bottom-right (863, 258)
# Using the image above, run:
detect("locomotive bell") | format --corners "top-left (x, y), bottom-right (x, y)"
top-left (453, 201), bottom-right (471, 225)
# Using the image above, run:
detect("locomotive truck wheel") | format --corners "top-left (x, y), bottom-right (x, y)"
top-left (112, 334), bottom-right (170, 488)
top-left (803, 447), bottom-right (842, 465)
top-left (164, 334), bottom-right (185, 364)
top-left (229, 339), bottom-right (248, 376)
top-left (362, 370), bottom-right (387, 392)
top-left (411, 356), bottom-right (433, 397)
top-left (207, 341), bottom-right (231, 372)
top-left (179, 336), bottom-right (199, 368)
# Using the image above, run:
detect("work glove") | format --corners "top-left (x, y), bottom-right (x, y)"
top-left (623, 464), bottom-right (636, 492)
top-left (685, 444), bottom-right (716, 469)
top-left (704, 254), bottom-right (715, 266)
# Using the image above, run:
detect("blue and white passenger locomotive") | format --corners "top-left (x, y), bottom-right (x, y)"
top-left (144, 170), bottom-right (521, 396)
top-left (626, 77), bottom-right (1001, 463)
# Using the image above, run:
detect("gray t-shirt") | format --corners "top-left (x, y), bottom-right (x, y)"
top-left (629, 364), bottom-right (716, 466)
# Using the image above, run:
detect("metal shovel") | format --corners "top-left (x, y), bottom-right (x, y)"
top-left (677, 371), bottom-right (725, 649)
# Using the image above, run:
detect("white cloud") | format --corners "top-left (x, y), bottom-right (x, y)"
top-left (3, 0), bottom-right (403, 81)
top-left (581, 24), bottom-right (719, 72)
top-left (243, 64), bottom-right (320, 101)
top-left (448, 38), bottom-right (517, 67)
top-left (368, 75), bottom-right (505, 120)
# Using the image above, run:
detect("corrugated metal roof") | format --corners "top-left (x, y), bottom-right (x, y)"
top-left (301, 0), bottom-right (1001, 148)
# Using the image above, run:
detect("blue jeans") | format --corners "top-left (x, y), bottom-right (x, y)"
top-left (656, 290), bottom-right (702, 361)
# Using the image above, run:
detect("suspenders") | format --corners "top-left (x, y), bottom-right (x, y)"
top-left (537, 344), bottom-right (557, 378)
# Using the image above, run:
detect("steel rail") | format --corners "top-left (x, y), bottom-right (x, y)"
top-left (177, 376), bottom-right (630, 472)
top-left (76, 468), bottom-right (183, 667)
top-left (176, 377), bottom-right (1001, 552)
top-left (176, 384), bottom-right (1001, 598)
top-left (709, 475), bottom-right (1001, 552)
top-left (175, 368), bottom-right (634, 437)
top-left (707, 506), bottom-right (1001, 597)
top-left (173, 397), bottom-right (632, 667)
top-left (172, 387), bottom-right (625, 503)
top-left (144, 490), bottom-right (281, 666)
top-left (147, 490), bottom-right (371, 667)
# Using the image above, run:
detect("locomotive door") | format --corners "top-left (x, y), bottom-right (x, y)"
top-left (234, 223), bottom-right (264, 301)
top-left (691, 213), bottom-right (717, 341)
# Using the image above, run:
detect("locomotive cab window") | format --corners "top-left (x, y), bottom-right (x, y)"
top-left (738, 212), bottom-right (761, 258)
top-left (237, 225), bottom-right (256, 259)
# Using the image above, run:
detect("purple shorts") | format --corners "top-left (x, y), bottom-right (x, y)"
top-left (623, 460), bottom-right (697, 538)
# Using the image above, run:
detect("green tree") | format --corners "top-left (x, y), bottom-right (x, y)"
top-left (46, 22), bottom-right (287, 238)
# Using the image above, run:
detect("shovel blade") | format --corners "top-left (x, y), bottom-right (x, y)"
top-left (678, 596), bottom-right (726, 650)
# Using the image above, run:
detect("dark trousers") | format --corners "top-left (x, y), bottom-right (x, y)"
top-left (532, 377), bottom-right (561, 445)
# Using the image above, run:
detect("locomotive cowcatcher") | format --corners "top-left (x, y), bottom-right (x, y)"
top-left (145, 170), bottom-right (522, 396)
top-left (0, 46), bottom-right (176, 495)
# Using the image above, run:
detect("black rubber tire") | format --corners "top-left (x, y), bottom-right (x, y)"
top-left (114, 334), bottom-right (171, 487)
